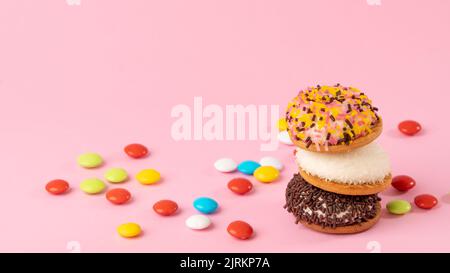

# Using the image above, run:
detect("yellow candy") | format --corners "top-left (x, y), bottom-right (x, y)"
top-left (117, 223), bottom-right (142, 238)
top-left (254, 166), bottom-right (279, 183)
top-left (136, 169), bottom-right (161, 185)
top-left (277, 118), bottom-right (288, 131)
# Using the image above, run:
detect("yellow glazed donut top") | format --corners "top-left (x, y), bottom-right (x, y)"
top-left (286, 84), bottom-right (380, 150)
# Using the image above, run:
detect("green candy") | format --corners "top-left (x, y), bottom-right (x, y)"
top-left (77, 153), bottom-right (103, 168)
top-left (80, 178), bottom-right (106, 194)
top-left (386, 200), bottom-right (411, 215)
top-left (104, 168), bottom-right (128, 183)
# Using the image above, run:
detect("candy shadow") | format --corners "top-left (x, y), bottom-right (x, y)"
top-left (380, 208), bottom-right (406, 220)
top-left (120, 230), bottom-right (145, 240)
top-left (124, 197), bottom-right (135, 205)
top-left (276, 174), bottom-right (285, 184)
top-left (204, 222), bottom-right (215, 232)
top-left (409, 206), bottom-right (432, 214)
top-left (379, 188), bottom-right (404, 197)
top-left (170, 208), bottom-right (182, 216)
top-left (212, 207), bottom-right (222, 214)
top-left (130, 154), bottom-right (150, 160)
top-left (245, 187), bottom-right (256, 196)
top-left (120, 176), bottom-right (131, 184)
top-left (154, 177), bottom-right (164, 185)
top-left (440, 194), bottom-right (450, 204)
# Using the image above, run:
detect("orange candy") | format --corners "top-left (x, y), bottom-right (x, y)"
top-left (153, 200), bottom-right (178, 216)
top-left (414, 194), bottom-right (438, 209)
top-left (398, 120), bottom-right (422, 136)
top-left (106, 188), bottom-right (131, 205)
top-left (46, 179), bottom-right (70, 195)
top-left (227, 178), bottom-right (253, 195)
top-left (227, 220), bottom-right (253, 240)
top-left (124, 143), bottom-right (149, 159)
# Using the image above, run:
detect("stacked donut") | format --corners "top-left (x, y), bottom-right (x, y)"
top-left (284, 84), bottom-right (391, 234)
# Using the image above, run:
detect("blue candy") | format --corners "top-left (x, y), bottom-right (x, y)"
top-left (193, 197), bottom-right (219, 214)
top-left (237, 160), bottom-right (261, 175)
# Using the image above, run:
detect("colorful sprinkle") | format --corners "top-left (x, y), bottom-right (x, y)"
top-left (286, 85), bottom-right (379, 149)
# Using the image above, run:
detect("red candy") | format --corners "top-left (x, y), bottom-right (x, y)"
top-left (414, 194), bottom-right (438, 209)
top-left (153, 200), bottom-right (178, 216)
top-left (392, 175), bottom-right (416, 192)
top-left (124, 143), bottom-right (149, 159)
top-left (227, 220), bottom-right (253, 240)
top-left (398, 120), bottom-right (422, 136)
top-left (106, 188), bottom-right (131, 205)
top-left (227, 178), bottom-right (253, 195)
top-left (45, 179), bottom-right (70, 195)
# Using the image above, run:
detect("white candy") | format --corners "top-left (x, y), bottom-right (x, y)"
top-left (259, 156), bottom-right (283, 171)
top-left (214, 158), bottom-right (237, 173)
top-left (185, 214), bottom-right (211, 230)
top-left (278, 131), bottom-right (293, 145)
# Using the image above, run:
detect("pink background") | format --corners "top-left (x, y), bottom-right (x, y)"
top-left (1, 0), bottom-right (449, 253)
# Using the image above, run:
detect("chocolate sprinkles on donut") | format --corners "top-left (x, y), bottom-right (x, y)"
top-left (284, 174), bottom-right (381, 228)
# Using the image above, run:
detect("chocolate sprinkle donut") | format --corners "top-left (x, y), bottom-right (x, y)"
top-left (284, 174), bottom-right (381, 228)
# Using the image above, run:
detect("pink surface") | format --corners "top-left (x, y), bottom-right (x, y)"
top-left (1, 0), bottom-right (449, 253)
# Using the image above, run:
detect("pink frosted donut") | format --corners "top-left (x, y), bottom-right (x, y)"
top-left (286, 84), bottom-right (381, 152)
